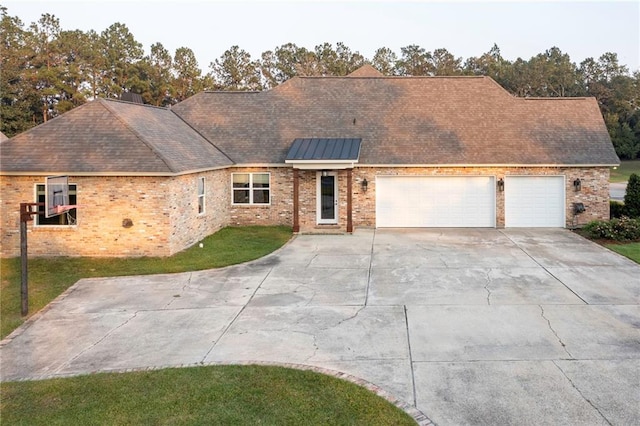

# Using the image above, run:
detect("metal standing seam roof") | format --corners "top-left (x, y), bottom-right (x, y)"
top-left (286, 138), bottom-right (362, 161)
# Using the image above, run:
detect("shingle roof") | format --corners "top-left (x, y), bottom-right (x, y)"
top-left (1, 68), bottom-right (619, 175)
top-left (172, 73), bottom-right (618, 166)
top-left (0, 99), bottom-right (232, 174)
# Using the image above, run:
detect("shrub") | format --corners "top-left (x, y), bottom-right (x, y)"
top-left (624, 173), bottom-right (640, 218)
top-left (582, 217), bottom-right (640, 241)
top-left (610, 201), bottom-right (625, 219)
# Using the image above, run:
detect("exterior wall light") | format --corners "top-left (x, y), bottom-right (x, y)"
top-left (573, 178), bottom-right (582, 192)
top-left (322, 170), bottom-right (329, 177)
top-left (361, 178), bottom-right (368, 192)
top-left (497, 178), bottom-right (504, 192)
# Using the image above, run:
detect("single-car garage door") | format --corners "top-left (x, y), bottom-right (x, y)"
top-left (505, 176), bottom-right (565, 227)
top-left (376, 176), bottom-right (495, 227)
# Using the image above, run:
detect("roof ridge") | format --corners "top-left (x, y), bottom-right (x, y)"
top-left (102, 97), bottom-right (170, 110)
top-left (298, 74), bottom-right (487, 79)
top-left (99, 99), bottom-right (177, 173)
top-left (522, 96), bottom-right (590, 101)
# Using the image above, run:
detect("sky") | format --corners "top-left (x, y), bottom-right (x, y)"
top-left (4, 0), bottom-right (640, 73)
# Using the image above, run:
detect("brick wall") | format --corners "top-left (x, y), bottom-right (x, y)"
top-left (228, 167), bottom-right (293, 227)
top-left (0, 171), bottom-right (230, 257)
top-left (0, 165), bottom-right (611, 257)
top-left (168, 170), bottom-right (229, 254)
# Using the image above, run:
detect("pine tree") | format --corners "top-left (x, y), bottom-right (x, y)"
top-left (624, 173), bottom-right (640, 218)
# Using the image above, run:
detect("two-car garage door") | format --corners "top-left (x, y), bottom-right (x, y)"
top-left (376, 176), bottom-right (496, 227)
top-left (375, 175), bottom-right (565, 228)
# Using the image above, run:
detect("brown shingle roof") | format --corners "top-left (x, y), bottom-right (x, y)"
top-left (0, 99), bottom-right (232, 174)
top-left (1, 69), bottom-right (619, 175)
top-left (172, 73), bottom-right (618, 166)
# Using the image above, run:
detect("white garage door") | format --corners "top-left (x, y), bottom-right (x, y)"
top-left (376, 176), bottom-right (495, 227)
top-left (505, 176), bottom-right (565, 227)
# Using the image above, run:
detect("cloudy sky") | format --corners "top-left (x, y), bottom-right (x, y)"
top-left (5, 0), bottom-right (639, 72)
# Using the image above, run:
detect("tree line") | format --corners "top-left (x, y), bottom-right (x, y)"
top-left (1, 8), bottom-right (639, 160)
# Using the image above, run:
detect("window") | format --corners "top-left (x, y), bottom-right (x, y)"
top-left (197, 177), bottom-right (205, 214)
top-left (232, 173), bottom-right (270, 205)
top-left (35, 184), bottom-right (77, 226)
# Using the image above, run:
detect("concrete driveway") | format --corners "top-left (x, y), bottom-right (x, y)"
top-left (1, 229), bottom-right (639, 425)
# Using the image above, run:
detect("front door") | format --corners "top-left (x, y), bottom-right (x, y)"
top-left (317, 172), bottom-right (338, 224)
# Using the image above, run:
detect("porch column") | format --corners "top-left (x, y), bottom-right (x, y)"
top-left (293, 168), bottom-right (300, 233)
top-left (347, 168), bottom-right (353, 233)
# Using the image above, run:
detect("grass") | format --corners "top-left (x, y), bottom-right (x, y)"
top-left (0, 365), bottom-right (416, 425)
top-left (610, 160), bottom-right (640, 183)
top-left (0, 226), bottom-right (292, 339)
top-left (605, 242), bottom-right (640, 263)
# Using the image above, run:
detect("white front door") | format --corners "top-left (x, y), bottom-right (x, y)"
top-left (317, 172), bottom-right (338, 224)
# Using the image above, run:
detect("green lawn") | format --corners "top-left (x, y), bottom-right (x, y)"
top-left (606, 242), bottom-right (640, 263)
top-left (610, 160), bottom-right (640, 183)
top-left (0, 365), bottom-right (416, 425)
top-left (1, 226), bottom-right (292, 339)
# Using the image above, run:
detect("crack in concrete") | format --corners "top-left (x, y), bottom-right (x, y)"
top-left (164, 273), bottom-right (193, 309)
top-left (483, 268), bottom-right (493, 305)
top-left (364, 229), bottom-right (375, 306)
top-left (306, 253), bottom-right (319, 268)
top-left (540, 305), bottom-right (574, 359)
top-left (552, 361), bottom-right (613, 426)
top-left (404, 305), bottom-right (418, 407)
top-left (56, 311), bottom-right (140, 374)
top-left (200, 267), bottom-right (274, 363)
top-left (331, 306), bottom-right (366, 329)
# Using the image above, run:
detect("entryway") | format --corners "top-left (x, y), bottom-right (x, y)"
top-left (317, 172), bottom-right (338, 224)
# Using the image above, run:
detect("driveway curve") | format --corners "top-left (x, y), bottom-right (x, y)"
top-left (2, 229), bottom-right (639, 425)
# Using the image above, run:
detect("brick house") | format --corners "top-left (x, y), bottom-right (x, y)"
top-left (0, 65), bottom-right (619, 257)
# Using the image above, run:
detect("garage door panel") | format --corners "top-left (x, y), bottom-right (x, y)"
top-left (505, 176), bottom-right (565, 228)
top-left (376, 176), bottom-right (495, 228)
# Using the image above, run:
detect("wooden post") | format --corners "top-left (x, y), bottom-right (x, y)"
top-left (20, 207), bottom-right (28, 316)
top-left (293, 169), bottom-right (300, 233)
top-left (19, 202), bottom-right (43, 316)
top-left (347, 169), bottom-right (353, 233)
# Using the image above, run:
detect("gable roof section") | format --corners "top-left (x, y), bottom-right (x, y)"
top-left (0, 99), bottom-right (232, 175)
top-left (173, 73), bottom-right (618, 166)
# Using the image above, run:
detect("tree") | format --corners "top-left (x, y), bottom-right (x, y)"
top-left (173, 47), bottom-right (203, 101)
top-left (144, 42), bottom-right (174, 106)
top-left (624, 173), bottom-right (640, 217)
top-left (429, 48), bottom-right (463, 76)
top-left (210, 45), bottom-right (261, 91)
top-left (100, 22), bottom-right (144, 98)
top-left (371, 47), bottom-right (398, 75)
top-left (397, 44), bottom-right (432, 76)
top-left (0, 8), bottom-right (33, 136)
top-left (314, 42), bottom-right (365, 76)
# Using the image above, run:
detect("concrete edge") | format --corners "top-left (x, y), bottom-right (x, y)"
top-left (0, 234), bottom-right (300, 347)
top-left (568, 229), bottom-right (640, 267)
top-left (3, 360), bottom-right (435, 425)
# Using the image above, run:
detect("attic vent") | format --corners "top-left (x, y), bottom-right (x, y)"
top-left (120, 92), bottom-right (144, 104)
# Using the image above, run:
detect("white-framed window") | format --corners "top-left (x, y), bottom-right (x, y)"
top-left (232, 172), bottom-right (270, 205)
top-left (197, 177), bottom-right (205, 214)
top-left (35, 184), bottom-right (78, 226)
